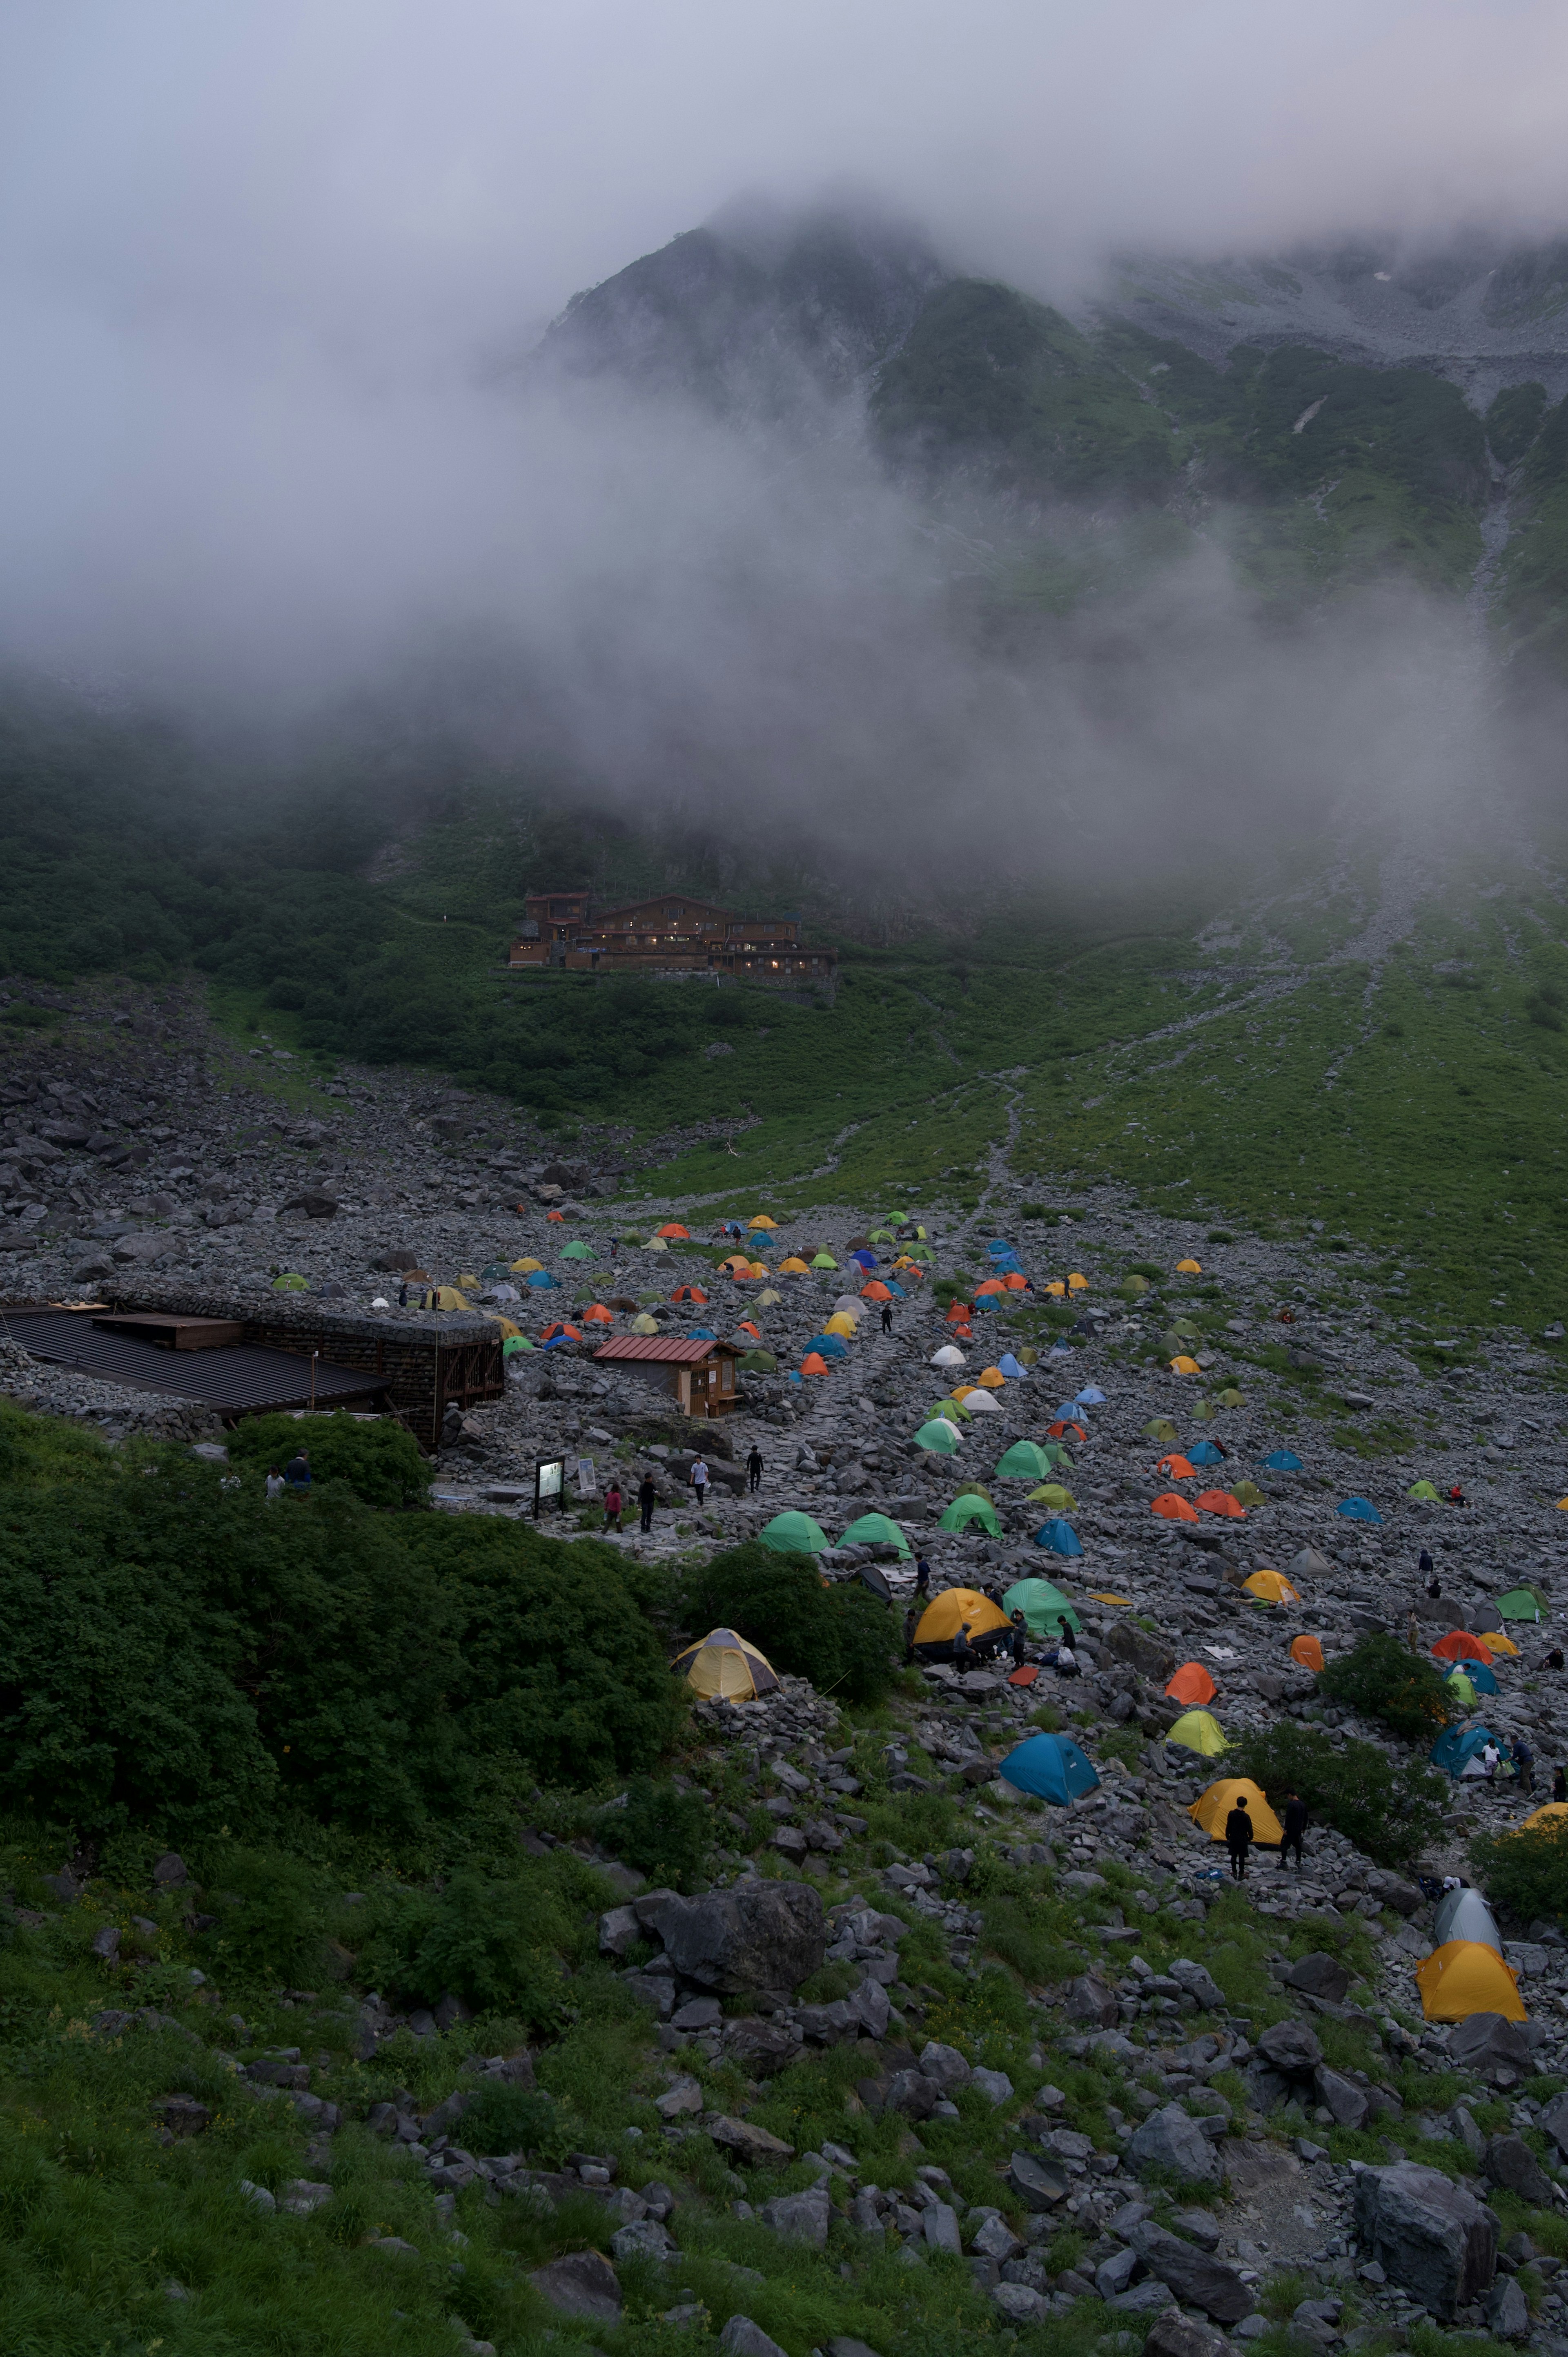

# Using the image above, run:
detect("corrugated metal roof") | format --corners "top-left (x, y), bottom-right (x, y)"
top-left (0, 1310), bottom-right (385, 1412)
top-left (594, 1336), bottom-right (737, 1365)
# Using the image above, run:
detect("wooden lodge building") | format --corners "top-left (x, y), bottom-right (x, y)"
top-left (508, 891), bottom-right (836, 992)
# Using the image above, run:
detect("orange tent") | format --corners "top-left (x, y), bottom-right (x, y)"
top-left (541, 1322), bottom-right (584, 1341)
top-left (862, 1281), bottom-right (893, 1302)
top-left (1158, 1453), bottom-right (1197, 1478)
top-left (1196, 1489), bottom-right (1245, 1518)
top-left (581, 1304), bottom-right (613, 1325)
top-left (670, 1285), bottom-right (708, 1303)
top-left (801, 1352), bottom-right (830, 1376)
top-left (719, 1253), bottom-right (751, 1272)
top-left (659, 1224), bottom-right (691, 1240)
top-left (975, 1278), bottom-right (1006, 1297)
top-left (1166, 1661), bottom-right (1218, 1706)
top-left (1152, 1492), bottom-right (1199, 1522)
top-left (1048, 1420), bottom-right (1087, 1441)
top-left (1432, 1630), bottom-right (1493, 1664)
top-left (546, 1210), bottom-right (565, 1223)
top-left (1290, 1634), bottom-right (1325, 1674)
top-left (946, 1301), bottom-right (972, 1323)
top-left (737, 1319), bottom-right (761, 1338)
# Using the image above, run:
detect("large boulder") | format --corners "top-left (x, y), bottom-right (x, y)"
top-left (1351, 2163), bottom-right (1497, 2321)
top-left (707, 2116), bottom-right (795, 2165)
top-left (638, 1882), bottom-right (824, 1995)
top-left (1007, 2152), bottom-right (1070, 2210)
top-left (1539, 2089), bottom-right (1568, 2155)
top-left (1126, 2104), bottom-right (1221, 2187)
top-left (1483, 2134), bottom-right (1555, 2206)
top-left (722, 2018), bottom-right (800, 2078)
top-left (1168, 1958), bottom-right (1225, 2012)
top-left (1106, 1623), bottom-right (1176, 1682)
top-left (1313, 2067), bottom-right (1369, 2132)
top-left (1254, 2018), bottom-right (1322, 2077)
top-left (530, 2251), bottom-right (623, 2323)
top-left (1127, 2223), bottom-right (1254, 2324)
top-left (1142, 2313), bottom-right (1232, 2357)
top-left (1448, 2013), bottom-right (1532, 2076)
top-left (1283, 1951), bottom-right (1352, 2004)
top-left (1064, 1973), bottom-right (1120, 2027)
top-left (757, 2190), bottom-right (831, 2249)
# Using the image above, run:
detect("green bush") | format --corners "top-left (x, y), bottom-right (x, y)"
top-left (193, 1844), bottom-right (333, 1985)
top-left (1128, 1260), bottom-right (1164, 1281)
top-left (461, 2082), bottom-right (560, 2156)
top-left (598, 1777), bottom-right (710, 1893)
top-left (225, 1411), bottom-right (432, 1509)
top-left (683, 1543), bottom-right (902, 1704)
top-left (1472, 1815), bottom-right (1568, 1927)
top-left (357, 1869), bottom-right (570, 2027)
top-left (1319, 1632), bottom-right (1459, 1744)
top-left (1227, 1723), bottom-right (1448, 1868)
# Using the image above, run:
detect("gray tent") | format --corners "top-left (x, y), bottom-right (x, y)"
top-left (1433, 1885), bottom-right (1502, 1953)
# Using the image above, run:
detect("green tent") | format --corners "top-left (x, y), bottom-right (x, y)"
top-left (501, 1336), bottom-right (533, 1356)
top-left (1191, 1400), bottom-right (1218, 1422)
top-left (931, 1396), bottom-right (973, 1421)
top-left (1445, 1670), bottom-right (1478, 1710)
top-left (1144, 1417), bottom-right (1179, 1443)
top-left (1232, 1479), bottom-right (1265, 1506)
top-left (738, 1349), bottom-right (777, 1373)
top-left (1026, 1481), bottom-right (1076, 1510)
top-left (1004, 1577), bottom-right (1081, 1637)
top-left (272, 1273), bottom-right (309, 1292)
top-left (939, 1494), bottom-right (1002, 1536)
top-left (757, 1511), bottom-right (829, 1555)
top-left (559, 1240), bottom-right (596, 1259)
top-left (1497, 1588), bottom-right (1544, 1621)
top-left (1123, 1274), bottom-right (1151, 1295)
top-left (1214, 1387), bottom-right (1245, 1408)
top-left (1407, 1480), bottom-right (1441, 1501)
top-left (811, 1252), bottom-right (839, 1269)
top-left (995, 1441), bottom-right (1054, 1480)
top-left (1042, 1441), bottom-right (1074, 1469)
top-left (913, 1420), bottom-right (961, 1454)
top-left (839, 1512), bottom-right (911, 1557)
top-left (952, 1481), bottom-right (994, 1503)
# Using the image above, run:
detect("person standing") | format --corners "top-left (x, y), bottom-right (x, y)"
top-left (689, 1455), bottom-right (708, 1509)
top-left (914, 1558), bottom-right (932, 1601)
top-left (881, 1303), bottom-right (893, 1334)
top-left (1279, 1791), bottom-right (1308, 1871)
top-left (952, 1622), bottom-right (973, 1670)
top-left (1515, 1736), bottom-right (1536, 1796)
top-left (1406, 1611), bottom-right (1422, 1655)
top-left (284, 1449), bottom-right (311, 1492)
top-left (637, 1473), bottom-right (657, 1535)
top-left (1419, 1548), bottom-right (1438, 1594)
top-left (746, 1444), bottom-right (764, 1493)
top-left (1009, 1610), bottom-right (1028, 1670)
top-left (1482, 1739), bottom-right (1501, 1780)
top-left (1225, 1795), bottom-right (1253, 1881)
top-left (602, 1481), bottom-right (623, 1534)
top-left (264, 1465), bottom-right (286, 1501)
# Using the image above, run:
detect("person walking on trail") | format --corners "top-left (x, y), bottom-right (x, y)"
top-left (689, 1456), bottom-right (708, 1509)
top-left (1009, 1610), bottom-right (1028, 1669)
top-left (914, 1557), bottom-right (932, 1600)
top-left (1225, 1795), bottom-right (1253, 1881)
top-left (746, 1445), bottom-right (763, 1493)
top-left (284, 1449), bottom-right (311, 1492)
top-left (602, 1481), bottom-right (623, 1534)
top-left (952, 1622), bottom-right (973, 1670)
top-left (1279, 1791), bottom-right (1308, 1871)
top-left (881, 1302), bottom-right (893, 1334)
top-left (637, 1473), bottom-right (657, 1535)
top-left (264, 1465), bottom-right (285, 1501)
top-left (1515, 1735), bottom-right (1536, 1795)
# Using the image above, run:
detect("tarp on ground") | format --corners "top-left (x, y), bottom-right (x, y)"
top-left (1003, 1577), bottom-right (1080, 1637)
top-left (914, 1588), bottom-right (1010, 1658)
top-left (757, 1511), bottom-right (829, 1555)
top-left (998, 1731), bottom-right (1100, 1805)
top-left (1166, 1661), bottom-right (1218, 1706)
top-left (1432, 1886), bottom-right (1503, 1953)
top-left (1416, 1940), bottom-right (1526, 2023)
top-left (1189, 1777), bottom-right (1282, 1844)
top-left (1168, 1709), bottom-right (1228, 1757)
top-left (938, 1494), bottom-right (1002, 1536)
top-left (838, 1512), bottom-right (911, 1559)
top-left (1261, 1450), bottom-right (1304, 1471)
top-left (1033, 1517), bottom-right (1083, 1557)
top-left (672, 1628), bottom-right (779, 1701)
top-left (995, 1441), bottom-right (1054, 1480)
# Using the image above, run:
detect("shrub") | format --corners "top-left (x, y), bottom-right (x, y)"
top-left (1472, 1815), bottom-right (1568, 1927)
top-left (461, 2082), bottom-right (560, 2157)
top-left (193, 1844), bottom-right (332, 1985)
top-left (682, 1543), bottom-right (902, 1703)
top-left (1206, 1229), bottom-right (1236, 1244)
top-left (358, 1868), bottom-right (570, 2028)
top-left (225, 1411), bottom-right (432, 1509)
top-left (599, 1777), bottom-right (710, 1892)
top-left (1319, 1632), bottom-right (1459, 1744)
top-left (1128, 1261), bottom-right (1164, 1281)
top-left (1227, 1724), bottom-right (1448, 1868)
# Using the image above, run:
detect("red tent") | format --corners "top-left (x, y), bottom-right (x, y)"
top-left (1048, 1420), bottom-right (1086, 1442)
top-left (1152, 1492), bottom-right (1199, 1522)
top-left (1166, 1661), bottom-right (1218, 1706)
top-left (1432, 1629), bottom-right (1493, 1664)
top-left (1196, 1489), bottom-right (1245, 1519)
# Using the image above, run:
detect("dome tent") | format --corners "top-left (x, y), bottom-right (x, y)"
top-left (838, 1512), bottom-right (911, 1558)
top-left (1261, 1449), bottom-right (1303, 1472)
top-left (672, 1628), bottom-right (779, 1701)
top-left (1167, 1709), bottom-right (1227, 1757)
top-left (1166, 1661), bottom-right (1218, 1707)
top-left (914, 1420), bottom-right (962, 1454)
top-left (757, 1511), bottom-right (829, 1555)
top-left (1002, 1577), bottom-right (1080, 1637)
top-left (938, 1494), bottom-right (1002, 1536)
top-left (1415, 1941), bottom-right (1525, 2023)
top-left (1432, 1886), bottom-right (1503, 1953)
top-left (1033, 1517), bottom-right (1083, 1557)
top-left (913, 1589), bottom-right (1010, 1659)
top-left (997, 1731), bottom-right (1100, 1805)
top-left (1189, 1777), bottom-right (1283, 1845)
top-left (995, 1441), bottom-right (1054, 1480)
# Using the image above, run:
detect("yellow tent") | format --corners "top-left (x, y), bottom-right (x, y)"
top-left (1517, 1802), bottom-right (1568, 1835)
top-left (1416, 1940), bottom-right (1526, 2023)
top-left (512, 1258), bottom-right (543, 1273)
top-left (973, 1367), bottom-right (1006, 1389)
top-left (748, 1216), bottom-right (778, 1231)
top-left (1170, 1356), bottom-right (1201, 1375)
top-left (1244, 1570), bottom-right (1300, 1605)
top-left (458, 1271), bottom-right (479, 1291)
top-left (756, 1288), bottom-right (782, 1307)
top-left (1168, 1709), bottom-right (1227, 1757)
top-left (644, 1236), bottom-right (668, 1253)
top-left (914, 1589), bottom-right (1010, 1649)
top-left (824, 1314), bottom-right (857, 1338)
top-left (433, 1286), bottom-right (473, 1311)
top-left (1188, 1777), bottom-right (1284, 1845)
top-left (1479, 1631), bottom-right (1520, 1657)
top-left (1067, 1273), bottom-right (1089, 1291)
top-left (779, 1257), bottom-right (810, 1275)
top-left (1176, 1258), bottom-right (1202, 1273)
top-left (630, 1313), bottom-right (660, 1333)
top-left (1027, 1483), bottom-right (1077, 1510)
top-left (671, 1628), bottom-right (780, 1701)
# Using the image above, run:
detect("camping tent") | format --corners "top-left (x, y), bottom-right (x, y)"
top-left (957, 1390), bottom-right (1002, 1413)
top-left (1261, 1450), bottom-right (1304, 1472)
top-left (1443, 1671), bottom-right (1478, 1710)
top-left (1407, 1481), bottom-right (1441, 1502)
top-left (1449, 1656), bottom-right (1497, 1695)
top-left (1158, 1454), bottom-right (1198, 1479)
top-left (1432, 1630), bottom-right (1493, 1664)
top-left (757, 1511), bottom-right (829, 1555)
top-left (1176, 1258), bottom-right (1202, 1273)
top-left (995, 1441), bottom-right (1054, 1480)
top-left (998, 1354), bottom-right (1027, 1378)
top-left (1232, 1481), bottom-right (1266, 1507)
top-left (1187, 1441), bottom-right (1224, 1466)
top-left (747, 1215), bottom-right (777, 1231)
top-left (738, 1349), bottom-right (778, 1374)
top-left (1432, 1886), bottom-right (1503, 1953)
top-left (1166, 1661), bottom-right (1218, 1706)
top-left (1145, 1418), bottom-right (1179, 1443)
top-left (914, 1420), bottom-right (962, 1455)
top-left (914, 1589), bottom-right (1010, 1659)
top-left (800, 1354), bottom-right (830, 1377)
top-left (1497, 1588), bottom-right (1544, 1621)
top-left (931, 1345), bottom-right (966, 1368)
top-left (1415, 1941), bottom-right (1525, 2024)
top-left (1430, 1724), bottom-right (1501, 1777)
top-left (672, 1628), bottom-right (779, 1701)
top-left (804, 1333), bottom-right (849, 1358)
top-left (1517, 1802), bottom-right (1568, 1834)
top-left (1191, 1400), bottom-right (1218, 1421)
top-left (1289, 1634), bottom-right (1325, 1674)
top-left (1479, 1630), bottom-right (1520, 1658)
top-left (1152, 1493), bottom-right (1200, 1523)
top-left (997, 1731), bottom-right (1100, 1805)
top-left (1047, 1419), bottom-right (1087, 1441)
top-left (811, 1252), bottom-right (838, 1269)
top-left (938, 1495), bottom-right (1002, 1536)
top-left (1336, 1497), bottom-right (1383, 1523)
top-left (1189, 1777), bottom-right (1283, 1844)
top-left (838, 1512), bottom-right (911, 1558)
top-left (1244, 1570), bottom-right (1300, 1605)
top-left (1003, 1578), bottom-right (1080, 1637)
top-left (1214, 1388), bottom-right (1246, 1409)
top-left (1170, 1356), bottom-right (1201, 1375)
top-left (1167, 1709), bottom-right (1227, 1757)
top-left (559, 1240), bottom-right (595, 1259)
top-left (1033, 1518), bottom-right (1083, 1558)
top-left (1196, 1490), bottom-right (1245, 1519)
top-left (1026, 1483), bottom-right (1076, 1511)
top-left (1076, 1385), bottom-right (1107, 1407)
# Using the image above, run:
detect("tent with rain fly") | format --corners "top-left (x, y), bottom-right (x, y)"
top-left (1289, 1634), bottom-right (1325, 1674)
top-left (1167, 1709), bottom-right (1228, 1757)
top-left (997, 1731), bottom-right (1100, 1805)
top-left (832, 1295), bottom-right (865, 1318)
top-left (973, 1367), bottom-right (1006, 1389)
top-left (1048, 1419), bottom-right (1087, 1442)
top-left (1407, 1481), bottom-right (1441, 1502)
top-left (862, 1280), bottom-right (894, 1302)
top-left (931, 1344), bottom-right (966, 1367)
top-left (1191, 1400), bottom-right (1218, 1420)
top-left (630, 1313), bottom-right (660, 1333)
top-left (1261, 1450), bottom-right (1303, 1472)
top-left (850, 1250), bottom-right (878, 1270)
top-left (1450, 1656), bottom-right (1497, 1695)
top-left (1430, 1724), bottom-right (1501, 1777)
top-left (1189, 1777), bottom-right (1282, 1844)
top-left (1336, 1497), bottom-right (1383, 1523)
top-left (811, 1252), bottom-right (839, 1269)
top-left (838, 1512), bottom-right (911, 1558)
top-left (1144, 1417), bottom-right (1180, 1443)
top-left (1187, 1441), bottom-right (1224, 1465)
top-left (738, 1349), bottom-right (777, 1374)
top-left (1157, 1453), bottom-right (1197, 1478)
top-left (998, 1354), bottom-right (1027, 1378)
top-left (1232, 1480), bottom-right (1266, 1506)
top-left (1244, 1570), bottom-right (1299, 1604)
top-left (669, 1284), bottom-right (708, 1303)
top-left (1027, 1483), bottom-right (1076, 1510)
top-left (1152, 1492), bottom-right (1199, 1522)
top-left (525, 1270), bottom-right (559, 1289)
top-left (1170, 1356), bottom-right (1201, 1375)
top-left (1432, 1886), bottom-right (1503, 1953)
top-left (747, 1216), bottom-right (778, 1231)
top-left (804, 1333), bottom-right (850, 1358)
top-left (657, 1224), bottom-right (690, 1241)
top-left (974, 1278), bottom-right (1006, 1299)
top-left (757, 1511), bottom-right (829, 1555)
top-left (779, 1258), bottom-right (809, 1275)
top-left (931, 1396), bottom-right (973, 1421)
top-left (1003, 1578), bottom-right (1080, 1637)
top-left (1033, 1517), bottom-right (1083, 1557)
top-left (956, 1389), bottom-right (1002, 1412)
top-left (1416, 1942), bottom-right (1525, 2023)
top-left (581, 1304), bottom-right (614, 1325)
top-left (1479, 1630), bottom-right (1520, 1657)
top-left (1166, 1661), bottom-right (1218, 1706)
top-left (1444, 1672), bottom-right (1478, 1710)
top-left (1196, 1490), bottom-right (1245, 1519)
top-left (1176, 1258), bottom-right (1202, 1273)
top-left (995, 1441), bottom-right (1054, 1480)
top-left (672, 1628), bottom-right (779, 1701)
top-left (1497, 1588), bottom-right (1544, 1621)
top-left (800, 1353), bottom-right (830, 1377)
top-left (914, 1589), bottom-right (1010, 1659)
top-left (913, 1420), bottom-right (962, 1454)
top-left (1214, 1388), bottom-right (1246, 1408)
top-left (559, 1240), bottom-right (596, 1259)
top-left (643, 1237), bottom-right (669, 1253)
top-left (939, 1494), bottom-right (1002, 1536)
top-left (1517, 1802), bottom-right (1568, 1834)
top-left (1075, 1385), bottom-right (1107, 1407)
top-left (1432, 1630), bottom-right (1493, 1664)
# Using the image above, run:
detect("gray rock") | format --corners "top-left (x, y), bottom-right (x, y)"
top-left (1127, 2223), bottom-right (1253, 2323)
top-left (611, 2219), bottom-right (675, 2262)
top-left (152, 1853), bottom-right (188, 1888)
top-left (758, 2190), bottom-right (831, 2248)
top-left (1059, 1871), bottom-right (1107, 1896)
top-left (1064, 1973), bottom-right (1120, 2027)
top-left (1351, 2162), bottom-right (1497, 2321)
top-left (970, 2213), bottom-right (1022, 2261)
top-left (1483, 2277), bottom-right (1532, 2342)
top-left (1106, 1622), bottom-right (1176, 1681)
top-left (1168, 1958), bottom-right (1225, 2012)
top-left (923, 2202), bottom-right (962, 2254)
top-left (1283, 1951), bottom-right (1352, 2004)
top-left (722, 2018), bottom-right (799, 2078)
top-left (1447, 2012), bottom-right (1532, 2075)
top-left (530, 2251), bottom-right (623, 2323)
top-left (280, 2179), bottom-right (333, 2216)
top-left (1126, 2104), bottom-right (1220, 2186)
top-left (1007, 2152), bottom-right (1070, 2210)
top-left (849, 1978), bottom-right (890, 2040)
top-left (971, 2067), bottom-right (1013, 2106)
top-left (1096, 2246), bottom-right (1139, 2298)
top-left (884, 2069), bottom-right (940, 2120)
top-left (918, 2040), bottom-right (971, 2091)
top-left (1313, 2066), bottom-right (1370, 2131)
top-left (639, 1882), bottom-right (825, 1994)
top-left (1141, 2313), bottom-right (1232, 2357)
top-left (991, 2283), bottom-right (1047, 2324)
top-left (1255, 2018), bottom-right (1323, 2076)
top-left (653, 2075), bottom-right (704, 2121)
top-left (1540, 2089), bottom-right (1568, 2154)
top-left (720, 2321), bottom-right (790, 2357)
top-left (708, 2116), bottom-right (795, 2164)
top-left (1483, 2133), bottom-right (1555, 2206)
top-left (419, 2090), bottom-right (472, 2139)
top-left (825, 2341), bottom-right (882, 2357)
top-left (90, 1926), bottom-right (120, 1960)
top-left (1170, 2209), bottom-right (1222, 2252)
top-left (670, 1996), bottom-right (723, 2032)
top-left (599, 1904), bottom-right (642, 1956)
top-left (238, 2179), bottom-right (275, 2212)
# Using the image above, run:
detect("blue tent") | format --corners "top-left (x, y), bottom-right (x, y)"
top-left (1047, 1343), bottom-right (1073, 1359)
top-left (971, 1295), bottom-right (996, 1312)
top-left (1187, 1441), bottom-right (1224, 1465)
top-left (998, 1354), bottom-right (1027, 1378)
top-left (1431, 1724), bottom-right (1503, 1778)
top-left (1261, 1449), bottom-right (1304, 1472)
top-left (985, 1238), bottom-right (1016, 1256)
top-left (1054, 1403), bottom-right (1085, 1420)
top-left (786, 1370), bottom-right (803, 1385)
top-left (999, 1731), bottom-right (1100, 1806)
top-left (1033, 1517), bottom-right (1083, 1558)
top-left (1075, 1385), bottom-right (1107, 1406)
top-left (884, 1280), bottom-right (907, 1297)
top-left (524, 1269), bottom-right (559, 1289)
top-left (1448, 1659), bottom-right (1498, 1695)
top-left (850, 1250), bottom-right (877, 1269)
top-left (540, 1334), bottom-right (571, 1350)
top-left (805, 1333), bottom-right (849, 1359)
top-left (1337, 1496), bottom-right (1383, 1523)
top-left (688, 1327), bottom-right (717, 1340)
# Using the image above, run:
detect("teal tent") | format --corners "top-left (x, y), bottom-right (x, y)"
top-left (1033, 1518), bottom-right (1083, 1558)
top-left (1431, 1723), bottom-right (1502, 1778)
top-left (913, 1420), bottom-right (961, 1454)
top-left (1261, 1450), bottom-right (1303, 1472)
top-left (998, 1732), bottom-right (1100, 1805)
top-left (1187, 1441), bottom-right (1223, 1465)
top-left (1003, 1577), bottom-right (1080, 1637)
top-left (1336, 1496), bottom-right (1382, 1523)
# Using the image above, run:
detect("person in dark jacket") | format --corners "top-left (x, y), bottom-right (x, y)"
top-left (1555, 1764), bottom-right (1568, 1804)
top-left (1009, 1610), bottom-right (1028, 1669)
top-left (637, 1474), bottom-right (657, 1534)
top-left (1225, 1795), bottom-right (1253, 1880)
top-left (1419, 1548), bottom-right (1439, 1596)
top-left (914, 1558), bottom-right (932, 1599)
top-left (1279, 1791), bottom-right (1308, 1870)
top-left (952, 1623), bottom-right (973, 1669)
top-left (1515, 1736), bottom-right (1536, 1795)
top-left (284, 1449), bottom-right (311, 1490)
top-left (881, 1303), bottom-right (894, 1334)
top-left (746, 1445), bottom-right (764, 1493)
